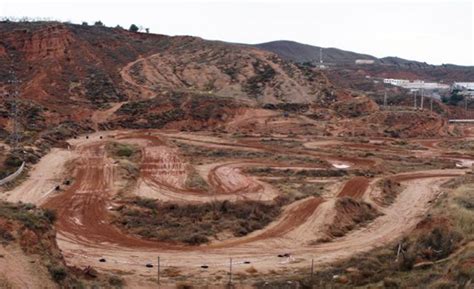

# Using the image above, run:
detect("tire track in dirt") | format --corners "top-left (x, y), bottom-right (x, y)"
top-left (55, 169), bottom-right (461, 276)
top-left (8, 130), bottom-right (466, 279)
top-left (167, 134), bottom-right (376, 168)
top-left (120, 56), bottom-right (156, 98)
top-left (42, 132), bottom-right (309, 250)
top-left (209, 197), bottom-right (324, 249)
top-left (337, 176), bottom-right (370, 199)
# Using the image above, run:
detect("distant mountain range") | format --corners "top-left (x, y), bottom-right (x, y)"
top-left (254, 40), bottom-right (474, 82)
top-left (254, 40), bottom-right (470, 68)
top-left (255, 40), bottom-right (379, 65)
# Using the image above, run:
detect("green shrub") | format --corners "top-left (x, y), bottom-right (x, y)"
top-left (4, 154), bottom-right (22, 168)
top-left (129, 24), bottom-right (139, 32)
top-left (183, 233), bottom-right (209, 245)
top-left (107, 142), bottom-right (138, 159)
top-left (48, 265), bottom-right (67, 282)
top-left (117, 147), bottom-right (133, 157)
top-left (43, 209), bottom-right (57, 224)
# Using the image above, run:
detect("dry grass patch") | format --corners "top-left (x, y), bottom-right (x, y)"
top-left (328, 197), bottom-right (381, 238)
top-left (115, 198), bottom-right (282, 245)
top-left (184, 167), bottom-right (209, 191)
top-left (266, 179), bottom-right (329, 203)
top-left (445, 182), bottom-right (474, 239)
top-left (246, 167), bottom-right (346, 178)
top-left (106, 142), bottom-right (140, 160)
top-left (375, 178), bottom-right (403, 206)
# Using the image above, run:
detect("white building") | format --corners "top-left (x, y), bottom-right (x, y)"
top-left (453, 82), bottom-right (474, 90)
top-left (355, 59), bottom-right (375, 65)
top-left (383, 78), bottom-right (450, 90)
top-left (403, 81), bottom-right (450, 90)
top-left (383, 78), bottom-right (410, 86)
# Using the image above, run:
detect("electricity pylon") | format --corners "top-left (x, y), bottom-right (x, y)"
top-left (6, 65), bottom-right (22, 149)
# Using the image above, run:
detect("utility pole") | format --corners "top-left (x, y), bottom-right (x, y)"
top-left (430, 97), bottom-right (433, 112)
top-left (413, 90), bottom-right (417, 110)
top-left (319, 47), bottom-right (323, 65)
top-left (310, 258), bottom-right (314, 288)
top-left (383, 90), bottom-right (387, 109)
top-left (7, 65), bottom-right (22, 149)
top-left (420, 87), bottom-right (424, 110)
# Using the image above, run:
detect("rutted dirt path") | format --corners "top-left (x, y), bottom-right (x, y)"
top-left (1, 130), bottom-right (467, 283)
top-left (120, 56), bottom-right (156, 98)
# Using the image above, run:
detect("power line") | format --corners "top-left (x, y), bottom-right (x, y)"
top-left (319, 47), bottom-right (323, 65)
top-left (6, 62), bottom-right (22, 149)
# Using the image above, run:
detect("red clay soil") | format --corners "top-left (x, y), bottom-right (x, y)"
top-left (117, 132), bottom-right (211, 196)
top-left (337, 177), bottom-right (370, 199)
top-left (441, 152), bottom-right (474, 160)
top-left (43, 143), bottom-right (322, 251)
top-left (417, 139), bottom-right (442, 149)
top-left (247, 197), bottom-right (323, 240)
top-left (212, 197), bottom-right (324, 248)
top-left (42, 143), bottom-right (185, 250)
top-left (207, 163), bottom-right (264, 196)
top-left (342, 142), bottom-right (404, 152)
top-left (172, 135), bottom-right (376, 168)
top-left (42, 133), bottom-right (322, 251)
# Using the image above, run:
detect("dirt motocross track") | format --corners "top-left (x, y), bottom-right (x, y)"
top-left (2, 128), bottom-right (469, 287)
top-left (1, 22), bottom-right (473, 288)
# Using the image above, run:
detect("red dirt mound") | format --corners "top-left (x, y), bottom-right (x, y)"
top-left (332, 96), bottom-right (379, 118)
top-left (338, 176), bottom-right (370, 199)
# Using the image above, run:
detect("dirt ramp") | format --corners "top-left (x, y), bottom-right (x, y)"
top-left (338, 176), bottom-right (370, 199)
top-left (140, 146), bottom-right (187, 190)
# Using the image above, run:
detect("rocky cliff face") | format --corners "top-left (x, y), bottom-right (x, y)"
top-left (4, 24), bottom-right (74, 61)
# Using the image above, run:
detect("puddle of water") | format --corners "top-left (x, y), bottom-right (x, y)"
top-left (332, 164), bottom-right (351, 169)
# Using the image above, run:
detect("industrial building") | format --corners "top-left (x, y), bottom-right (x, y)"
top-left (383, 78), bottom-right (450, 90)
top-left (453, 82), bottom-right (474, 91)
top-left (355, 59), bottom-right (375, 65)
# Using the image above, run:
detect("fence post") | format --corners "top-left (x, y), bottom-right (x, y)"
top-left (157, 256), bottom-right (160, 286)
top-left (229, 257), bottom-right (233, 285)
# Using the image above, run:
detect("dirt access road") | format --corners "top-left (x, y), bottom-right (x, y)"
top-left (1, 130), bottom-right (466, 286)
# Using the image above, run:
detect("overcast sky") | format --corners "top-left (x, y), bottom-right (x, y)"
top-left (1, 0), bottom-right (473, 66)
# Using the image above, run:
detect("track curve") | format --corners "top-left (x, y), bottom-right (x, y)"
top-left (2, 130), bottom-right (467, 281)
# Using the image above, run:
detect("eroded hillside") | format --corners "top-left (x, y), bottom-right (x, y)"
top-left (0, 21), bottom-right (455, 144)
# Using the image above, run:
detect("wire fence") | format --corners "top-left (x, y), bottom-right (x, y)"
top-left (91, 253), bottom-right (312, 287)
